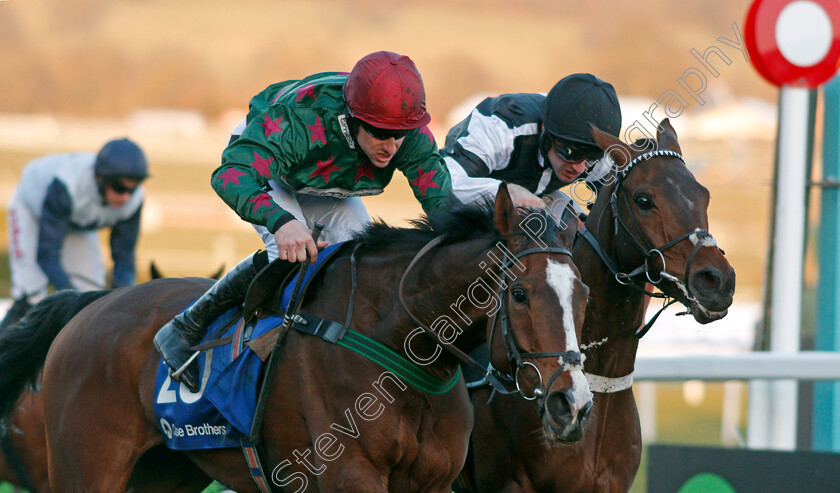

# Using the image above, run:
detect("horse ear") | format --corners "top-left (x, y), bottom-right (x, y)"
top-left (656, 118), bottom-right (682, 154)
top-left (554, 203), bottom-right (578, 249)
top-left (209, 264), bottom-right (225, 280)
top-left (150, 261), bottom-right (162, 280)
top-left (494, 182), bottom-right (518, 237)
top-left (591, 124), bottom-right (631, 167)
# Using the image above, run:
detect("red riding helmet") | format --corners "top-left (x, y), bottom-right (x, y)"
top-left (344, 51), bottom-right (431, 130)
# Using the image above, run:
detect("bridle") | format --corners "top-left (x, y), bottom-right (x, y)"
top-left (578, 149), bottom-right (722, 337)
top-left (399, 236), bottom-right (582, 400)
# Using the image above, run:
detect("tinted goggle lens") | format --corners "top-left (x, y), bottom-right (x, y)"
top-left (362, 122), bottom-right (411, 141)
top-left (108, 179), bottom-right (139, 195)
top-left (553, 139), bottom-right (603, 162)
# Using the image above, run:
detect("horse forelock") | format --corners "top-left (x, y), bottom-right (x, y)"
top-left (631, 138), bottom-right (657, 153)
top-left (353, 198), bottom-right (563, 253)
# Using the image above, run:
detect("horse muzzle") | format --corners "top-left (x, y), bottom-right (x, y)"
top-left (540, 376), bottom-right (593, 443)
top-left (688, 265), bottom-right (736, 324)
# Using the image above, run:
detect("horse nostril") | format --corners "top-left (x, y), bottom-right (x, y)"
top-left (692, 268), bottom-right (722, 294)
top-left (580, 400), bottom-right (593, 420)
top-left (546, 390), bottom-right (574, 423)
top-left (725, 267), bottom-right (736, 292)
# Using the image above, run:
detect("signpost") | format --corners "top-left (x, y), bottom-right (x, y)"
top-left (743, 0), bottom-right (840, 450)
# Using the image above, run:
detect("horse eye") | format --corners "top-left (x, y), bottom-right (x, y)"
top-left (511, 288), bottom-right (528, 304)
top-left (634, 194), bottom-right (653, 210)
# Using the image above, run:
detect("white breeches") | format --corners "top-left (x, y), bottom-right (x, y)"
top-left (253, 181), bottom-right (371, 261)
top-left (7, 196), bottom-right (106, 303)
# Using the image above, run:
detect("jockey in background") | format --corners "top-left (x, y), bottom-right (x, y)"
top-left (1, 138), bottom-right (147, 329)
top-left (155, 50), bottom-right (455, 392)
top-left (441, 73), bottom-right (622, 224)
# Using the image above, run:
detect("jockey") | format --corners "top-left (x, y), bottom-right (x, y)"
top-left (154, 50), bottom-right (454, 392)
top-left (2, 138), bottom-right (147, 329)
top-left (442, 73), bottom-right (622, 221)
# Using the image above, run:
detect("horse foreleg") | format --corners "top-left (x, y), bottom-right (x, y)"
top-left (313, 457), bottom-right (390, 493)
top-left (126, 445), bottom-right (212, 493)
top-left (44, 392), bottom-right (157, 492)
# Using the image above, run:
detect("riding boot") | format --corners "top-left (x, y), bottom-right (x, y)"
top-left (0, 297), bottom-right (32, 330)
top-left (153, 251), bottom-right (267, 392)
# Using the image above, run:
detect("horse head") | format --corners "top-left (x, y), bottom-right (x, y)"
top-left (590, 118), bottom-right (735, 324)
top-left (487, 185), bottom-right (592, 442)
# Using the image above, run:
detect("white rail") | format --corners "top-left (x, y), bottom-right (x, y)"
top-left (635, 351), bottom-right (840, 381)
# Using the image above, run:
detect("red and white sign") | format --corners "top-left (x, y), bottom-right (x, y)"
top-left (745, 0), bottom-right (840, 88)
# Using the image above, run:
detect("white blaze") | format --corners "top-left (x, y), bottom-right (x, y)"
top-left (546, 259), bottom-right (593, 405)
top-left (546, 259), bottom-right (579, 353)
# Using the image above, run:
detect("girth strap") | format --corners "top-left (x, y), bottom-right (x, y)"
top-left (240, 438), bottom-right (278, 493)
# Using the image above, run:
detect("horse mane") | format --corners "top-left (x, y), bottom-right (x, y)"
top-left (354, 197), bottom-right (560, 253)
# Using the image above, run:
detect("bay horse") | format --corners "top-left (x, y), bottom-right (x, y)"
top-left (0, 185), bottom-right (592, 492)
top-left (0, 265), bottom-right (224, 493)
top-left (0, 387), bottom-right (49, 492)
top-left (458, 119), bottom-right (736, 492)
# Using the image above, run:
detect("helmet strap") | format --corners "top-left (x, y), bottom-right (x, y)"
top-left (345, 114), bottom-right (369, 156)
top-left (94, 175), bottom-right (108, 204)
top-left (538, 129), bottom-right (552, 158)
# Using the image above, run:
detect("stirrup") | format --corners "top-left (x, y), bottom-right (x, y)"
top-left (171, 350), bottom-right (201, 381)
top-left (170, 350), bottom-right (202, 392)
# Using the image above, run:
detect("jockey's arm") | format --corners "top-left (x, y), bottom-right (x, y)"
top-left (212, 105), bottom-right (306, 234)
top-left (395, 131), bottom-right (455, 214)
top-left (37, 179), bottom-right (75, 290)
top-left (109, 204), bottom-right (142, 288)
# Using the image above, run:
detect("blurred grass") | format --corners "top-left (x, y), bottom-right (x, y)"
top-left (630, 382), bottom-right (748, 492)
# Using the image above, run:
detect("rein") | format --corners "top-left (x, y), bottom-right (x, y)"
top-left (398, 236), bottom-right (580, 400)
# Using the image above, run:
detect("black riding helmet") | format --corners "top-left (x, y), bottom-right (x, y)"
top-left (541, 74), bottom-right (621, 150)
top-left (94, 138), bottom-right (149, 180)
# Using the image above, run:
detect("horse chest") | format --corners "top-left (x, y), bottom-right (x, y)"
top-left (390, 393), bottom-right (472, 490)
top-left (570, 393), bottom-right (642, 492)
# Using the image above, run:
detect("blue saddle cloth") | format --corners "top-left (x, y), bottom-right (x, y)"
top-left (153, 243), bottom-right (344, 450)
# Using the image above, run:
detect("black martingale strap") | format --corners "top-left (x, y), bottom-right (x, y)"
top-left (343, 242), bottom-right (363, 328)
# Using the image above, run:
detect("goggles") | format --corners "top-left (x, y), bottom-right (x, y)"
top-left (107, 178), bottom-right (140, 195)
top-left (360, 121), bottom-right (412, 141)
top-left (553, 139), bottom-right (604, 163)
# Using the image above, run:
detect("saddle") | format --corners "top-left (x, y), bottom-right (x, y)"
top-left (241, 242), bottom-right (351, 360)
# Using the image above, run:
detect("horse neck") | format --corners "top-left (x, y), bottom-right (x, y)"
top-left (576, 204), bottom-right (646, 378)
top-left (370, 237), bottom-right (503, 379)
